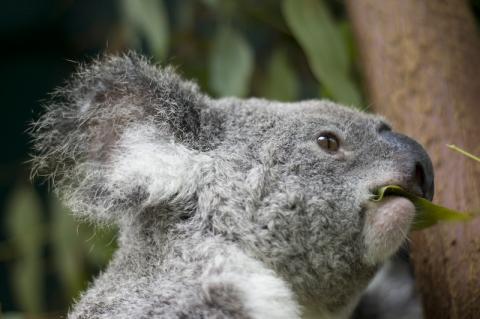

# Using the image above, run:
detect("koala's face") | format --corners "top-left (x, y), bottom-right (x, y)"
top-left (202, 98), bottom-right (433, 307)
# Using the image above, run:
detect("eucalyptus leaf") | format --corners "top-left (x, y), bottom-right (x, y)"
top-left (261, 49), bottom-right (298, 101)
top-left (372, 185), bottom-right (474, 231)
top-left (6, 184), bottom-right (44, 313)
top-left (282, 0), bottom-right (362, 106)
top-left (209, 26), bottom-right (253, 97)
top-left (122, 0), bottom-right (169, 60)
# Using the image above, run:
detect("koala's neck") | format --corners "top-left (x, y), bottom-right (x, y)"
top-left (113, 165), bottom-right (369, 319)
top-left (117, 223), bottom-right (362, 319)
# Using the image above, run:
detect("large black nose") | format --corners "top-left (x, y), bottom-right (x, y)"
top-left (380, 131), bottom-right (435, 200)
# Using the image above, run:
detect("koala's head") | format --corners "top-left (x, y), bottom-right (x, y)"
top-left (204, 99), bottom-right (433, 308)
top-left (32, 54), bottom-right (433, 311)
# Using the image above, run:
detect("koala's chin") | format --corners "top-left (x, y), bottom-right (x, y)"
top-left (362, 196), bottom-right (416, 265)
top-left (31, 53), bottom-right (433, 319)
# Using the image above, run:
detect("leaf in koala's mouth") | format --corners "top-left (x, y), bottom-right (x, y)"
top-left (371, 185), bottom-right (474, 231)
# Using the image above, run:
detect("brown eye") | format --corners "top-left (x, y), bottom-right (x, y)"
top-left (317, 133), bottom-right (340, 152)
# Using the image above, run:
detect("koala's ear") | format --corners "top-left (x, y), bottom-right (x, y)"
top-left (31, 53), bottom-right (216, 224)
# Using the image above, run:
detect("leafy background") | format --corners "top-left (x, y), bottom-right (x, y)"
top-left (0, 0), bottom-right (478, 318)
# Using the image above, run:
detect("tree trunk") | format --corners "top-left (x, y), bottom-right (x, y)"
top-left (346, 1), bottom-right (480, 318)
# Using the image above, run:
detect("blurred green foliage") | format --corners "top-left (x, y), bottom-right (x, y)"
top-left (6, 185), bottom-right (44, 314)
top-left (122, 0), bottom-right (170, 60)
top-left (209, 25), bottom-right (254, 97)
top-left (119, 0), bottom-right (365, 104)
top-left (283, 0), bottom-right (361, 105)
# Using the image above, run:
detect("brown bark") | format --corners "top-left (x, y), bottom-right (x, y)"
top-left (346, 1), bottom-right (480, 318)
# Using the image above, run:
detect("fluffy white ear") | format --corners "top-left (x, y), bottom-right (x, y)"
top-left (103, 125), bottom-right (211, 219)
top-left (31, 53), bottom-right (213, 224)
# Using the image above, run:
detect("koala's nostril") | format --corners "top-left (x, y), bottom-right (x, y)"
top-left (408, 157), bottom-right (434, 201)
top-left (410, 160), bottom-right (434, 201)
top-left (408, 156), bottom-right (435, 201)
top-left (414, 163), bottom-right (426, 197)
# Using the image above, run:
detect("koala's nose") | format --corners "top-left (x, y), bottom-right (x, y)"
top-left (380, 131), bottom-right (435, 200)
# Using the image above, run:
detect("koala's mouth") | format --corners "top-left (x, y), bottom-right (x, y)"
top-left (368, 184), bottom-right (418, 237)
top-left (369, 182), bottom-right (425, 201)
top-left (362, 189), bottom-right (416, 265)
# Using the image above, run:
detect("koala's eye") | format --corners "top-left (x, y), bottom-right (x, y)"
top-left (317, 132), bottom-right (340, 152)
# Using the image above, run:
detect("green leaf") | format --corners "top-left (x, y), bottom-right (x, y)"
top-left (122, 0), bottom-right (170, 61)
top-left (261, 49), bottom-right (298, 101)
top-left (5, 184), bottom-right (44, 313)
top-left (282, 0), bottom-right (362, 106)
top-left (50, 196), bottom-right (86, 298)
top-left (372, 185), bottom-right (474, 231)
top-left (209, 26), bottom-right (254, 97)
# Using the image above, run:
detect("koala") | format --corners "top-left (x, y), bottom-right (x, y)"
top-left (31, 53), bottom-right (434, 319)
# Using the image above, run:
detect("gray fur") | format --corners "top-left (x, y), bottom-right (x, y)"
top-left (32, 53), bottom-right (425, 319)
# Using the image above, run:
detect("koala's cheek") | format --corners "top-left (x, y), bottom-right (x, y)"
top-left (362, 197), bottom-right (415, 265)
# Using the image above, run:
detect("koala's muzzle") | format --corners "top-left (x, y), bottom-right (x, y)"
top-left (380, 131), bottom-right (434, 200)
